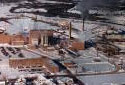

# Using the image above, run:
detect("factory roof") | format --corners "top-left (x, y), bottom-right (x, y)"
top-left (78, 73), bottom-right (125, 85)
top-left (29, 29), bottom-right (54, 36)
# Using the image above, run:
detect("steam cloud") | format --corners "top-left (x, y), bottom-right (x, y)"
top-left (76, 0), bottom-right (125, 19)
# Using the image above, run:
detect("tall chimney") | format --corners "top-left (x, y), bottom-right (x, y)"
top-left (82, 18), bottom-right (85, 31)
top-left (69, 22), bottom-right (72, 39)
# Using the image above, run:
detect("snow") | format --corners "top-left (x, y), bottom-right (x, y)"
top-left (36, 0), bottom-right (71, 4)
top-left (0, 5), bottom-right (13, 17)
top-left (4, 18), bottom-right (59, 34)
top-left (0, 59), bottom-right (23, 79)
top-left (15, 8), bottom-right (47, 13)
top-left (68, 6), bottom-right (82, 14)
top-left (78, 73), bottom-right (125, 85)
top-left (0, 1), bottom-right (124, 84)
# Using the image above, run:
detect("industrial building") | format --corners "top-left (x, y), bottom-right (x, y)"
top-left (69, 41), bottom-right (84, 50)
top-left (105, 33), bottom-right (125, 41)
top-left (0, 33), bottom-right (26, 45)
top-left (9, 57), bottom-right (59, 73)
top-left (29, 30), bottom-right (54, 46)
top-left (0, 33), bottom-right (11, 44)
top-left (11, 34), bottom-right (28, 45)
top-left (0, 29), bottom-right (56, 47)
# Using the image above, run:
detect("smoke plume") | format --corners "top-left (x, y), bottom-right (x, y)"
top-left (76, 0), bottom-right (125, 19)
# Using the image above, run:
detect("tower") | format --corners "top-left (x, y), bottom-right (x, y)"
top-left (69, 22), bottom-right (72, 39)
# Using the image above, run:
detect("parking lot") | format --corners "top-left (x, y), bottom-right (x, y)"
top-left (0, 46), bottom-right (23, 59)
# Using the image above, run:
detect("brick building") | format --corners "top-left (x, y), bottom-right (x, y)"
top-left (29, 30), bottom-right (54, 46)
top-left (11, 34), bottom-right (27, 45)
top-left (0, 34), bottom-right (11, 44)
top-left (0, 33), bottom-right (28, 45)
top-left (9, 58), bottom-right (59, 73)
top-left (69, 41), bottom-right (84, 50)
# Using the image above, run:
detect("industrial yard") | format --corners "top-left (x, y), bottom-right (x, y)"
top-left (0, 0), bottom-right (124, 85)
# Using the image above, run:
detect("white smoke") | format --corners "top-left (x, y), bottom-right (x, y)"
top-left (76, 0), bottom-right (125, 18)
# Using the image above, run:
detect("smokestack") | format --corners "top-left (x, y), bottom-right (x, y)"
top-left (69, 22), bottom-right (72, 39)
top-left (82, 18), bottom-right (85, 31)
top-left (76, 0), bottom-right (122, 31)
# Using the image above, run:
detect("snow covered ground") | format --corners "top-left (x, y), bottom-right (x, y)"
top-left (78, 73), bottom-right (125, 85)
top-left (0, 1), bottom-right (124, 84)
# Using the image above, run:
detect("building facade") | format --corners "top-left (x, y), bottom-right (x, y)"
top-left (29, 30), bottom-right (54, 46)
